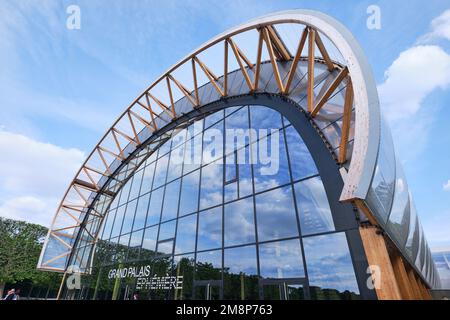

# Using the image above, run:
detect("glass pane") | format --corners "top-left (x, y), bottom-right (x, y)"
top-left (294, 177), bottom-right (334, 236)
top-left (238, 159), bottom-right (253, 199)
top-left (121, 199), bottom-right (137, 235)
top-left (167, 144), bottom-right (184, 182)
top-left (140, 162), bottom-right (155, 195)
top-left (161, 179), bottom-right (181, 222)
top-left (387, 159), bottom-right (410, 247)
top-left (256, 186), bottom-right (299, 242)
top-left (196, 250), bottom-right (222, 280)
top-left (224, 245), bottom-right (259, 299)
top-left (183, 128), bottom-right (202, 174)
top-left (202, 120), bottom-right (224, 165)
top-left (133, 193), bottom-right (150, 231)
top-left (175, 214), bottom-right (197, 254)
top-left (128, 169), bottom-right (144, 201)
top-left (145, 187), bottom-right (163, 227)
top-left (153, 154), bottom-right (169, 189)
top-left (249, 105), bottom-right (282, 141)
top-left (224, 197), bottom-right (255, 247)
top-left (366, 117), bottom-right (396, 225)
top-left (158, 220), bottom-right (176, 241)
top-left (111, 205), bottom-right (125, 238)
top-left (141, 226), bottom-right (158, 260)
top-left (200, 160), bottom-right (223, 210)
top-left (157, 239), bottom-right (174, 256)
top-left (205, 110), bottom-right (224, 128)
top-left (129, 230), bottom-right (144, 259)
top-left (173, 255), bottom-right (195, 300)
top-left (303, 232), bottom-right (360, 300)
top-left (101, 208), bottom-right (116, 240)
top-left (253, 130), bottom-right (290, 193)
top-left (224, 181), bottom-right (238, 202)
top-left (284, 125), bottom-right (318, 180)
top-left (259, 239), bottom-right (305, 278)
top-left (179, 170), bottom-right (200, 216)
top-left (197, 207), bottom-right (222, 251)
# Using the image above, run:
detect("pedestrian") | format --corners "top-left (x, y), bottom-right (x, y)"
top-left (3, 289), bottom-right (15, 300)
top-left (12, 289), bottom-right (20, 300)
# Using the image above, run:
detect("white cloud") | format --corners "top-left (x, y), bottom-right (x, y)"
top-left (378, 45), bottom-right (450, 121)
top-left (419, 9), bottom-right (450, 43)
top-left (444, 180), bottom-right (450, 192)
top-left (0, 196), bottom-right (57, 226)
top-left (0, 130), bottom-right (84, 226)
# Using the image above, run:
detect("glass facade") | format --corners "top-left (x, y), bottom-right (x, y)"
top-left (66, 105), bottom-right (362, 300)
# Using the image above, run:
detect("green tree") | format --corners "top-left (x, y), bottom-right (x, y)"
top-left (0, 217), bottom-right (61, 298)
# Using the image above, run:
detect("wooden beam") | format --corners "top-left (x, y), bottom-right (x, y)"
top-left (359, 226), bottom-right (402, 300)
top-left (84, 165), bottom-right (108, 177)
top-left (262, 27), bottom-right (284, 93)
top-left (126, 112), bottom-right (141, 145)
top-left (389, 247), bottom-right (415, 300)
top-left (147, 92), bottom-right (175, 119)
top-left (354, 199), bottom-right (378, 225)
top-left (284, 27), bottom-right (308, 94)
top-left (191, 58), bottom-right (200, 105)
top-left (73, 185), bottom-right (88, 204)
top-left (254, 29), bottom-right (264, 90)
top-left (416, 275), bottom-right (432, 300)
top-left (193, 56), bottom-right (224, 96)
top-left (145, 93), bottom-right (158, 130)
top-left (406, 266), bottom-right (423, 299)
top-left (235, 41), bottom-right (253, 70)
top-left (114, 124), bottom-right (138, 145)
top-left (166, 76), bottom-right (176, 117)
top-left (128, 109), bottom-right (153, 130)
top-left (267, 25), bottom-right (291, 61)
top-left (311, 67), bottom-right (349, 117)
top-left (82, 167), bottom-right (99, 191)
top-left (315, 31), bottom-right (335, 71)
top-left (97, 145), bottom-right (124, 161)
top-left (339, 79), bottom-right (353, 164)
top-left (110, 129), bottom-right (125, 159)
top-left (74, 178), bottom-right (98, 193)
top-left (224, 40), bottom-right (228, 96)
top-left (168, 74), bottom-right (197, 107)
top-left (307, 28), bottom-right (316, 113)
top-left (228, 38), bottom-right (254, 91)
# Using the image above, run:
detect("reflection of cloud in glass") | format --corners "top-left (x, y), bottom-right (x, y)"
top-left (175, 214), bottom-right (197, 254)
top-left (179, 170), bottom-right (200, 215)
top-left (200, 161), bottom-right (223, 210)
top-left (197, 207), bottom-right (222, 251)
top-left (295, 177), bottom-right (334, 236)
top-left (142, 226), bottom-right (158, 252)
top-left (255, 186), bottom-right (299, 242)
top-left (224, 197), bottom-right (255, 246)
top-left (224, 245), bottom-right (258, 276)
top-left (284, 125), bottom-right (318, 181)
top-left (161, 179), bottom-right (180, 222)
top-left (259, 239), bottom-right (305, 279)
top-left (303, 232), bottom-right (359, 294)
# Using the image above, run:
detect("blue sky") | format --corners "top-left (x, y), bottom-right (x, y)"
top-left (0, 0), bottom-right (449, 249)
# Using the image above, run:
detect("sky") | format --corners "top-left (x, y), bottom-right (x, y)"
top-left (0, 0), bottom-right (449, 250)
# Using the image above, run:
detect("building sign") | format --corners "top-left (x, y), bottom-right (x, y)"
top-left (107, 265), bottom-right (183, 290)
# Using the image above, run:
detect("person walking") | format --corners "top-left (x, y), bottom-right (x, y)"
top-left (3, 289), bottom-right (15, 300)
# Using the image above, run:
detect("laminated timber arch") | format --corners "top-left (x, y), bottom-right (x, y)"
top-left (37, 9), bottom-right (381, 274)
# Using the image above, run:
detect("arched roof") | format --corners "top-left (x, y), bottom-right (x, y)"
top-left (38, 9), bottom-right (381, 277)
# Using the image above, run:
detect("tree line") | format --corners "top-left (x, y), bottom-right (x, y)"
top-left (0, 217), bottom-right (62, 299)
